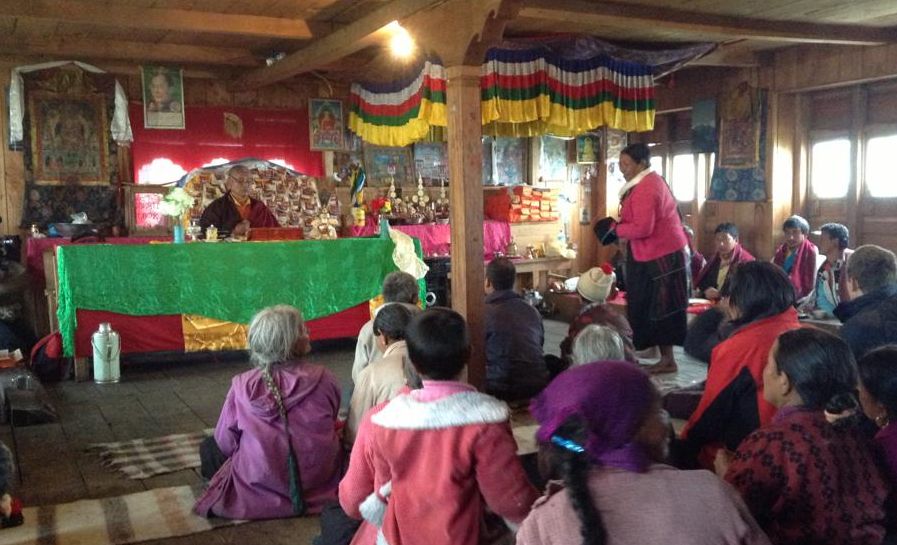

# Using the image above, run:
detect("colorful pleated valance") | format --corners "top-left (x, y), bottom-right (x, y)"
top-left (348, 60), bottom-right (447, 147)
top-left (348, 38), bottom-right (715, 145)
top-left (481, 47), bottom-right (655, 137)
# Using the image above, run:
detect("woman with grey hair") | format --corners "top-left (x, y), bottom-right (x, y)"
top-left (194, 305), bottom-right (343, 520)
top-left (571, 324), bottom-right (627, 366)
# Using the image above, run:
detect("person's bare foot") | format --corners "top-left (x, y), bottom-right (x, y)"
top-left (641, 359), bottom-right (678, 375)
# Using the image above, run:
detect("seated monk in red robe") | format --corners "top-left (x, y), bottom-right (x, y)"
top-left (772, 215), bottom-right (818, 302)
top-left (199, 165), bottom-right (279, 237)
top-left (694, 222), bottom-right (755, 300)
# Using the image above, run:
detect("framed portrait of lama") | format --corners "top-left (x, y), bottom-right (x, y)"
top-left (142, 65), bottom-right (185, 130)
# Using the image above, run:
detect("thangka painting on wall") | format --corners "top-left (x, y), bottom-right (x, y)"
top-left (719, 83), bottom-right (759, 168)
top-left (413, 142), bottom-right (447, 185)
top-left (142, 66), bottom-right (185, 129)
top-left (491, 137), bottom-right (527, 186)
top-left (540, 136), bottom-right (568, 181)
top-left (691, 99), bottom-right (718, 153)
top-left (363, 144), bottom-right (413, 186)
top-left (309, 99), bottom-right (344, 151)
top-left (28, 72), bottom-right (110, 185)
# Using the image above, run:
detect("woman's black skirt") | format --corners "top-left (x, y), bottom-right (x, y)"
top-left (626, 247), bottom-right (688, 349)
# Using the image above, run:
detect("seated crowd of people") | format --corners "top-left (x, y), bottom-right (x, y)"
top-left (188, 214), bottom-right (897, 545)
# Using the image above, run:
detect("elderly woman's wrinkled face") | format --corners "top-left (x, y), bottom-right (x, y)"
top-left (618, 152), bottom-right (644, 182)
top-left (634, 393), bottom-right (670, 462)
top-left (784, 227), bottom-right (805, 249)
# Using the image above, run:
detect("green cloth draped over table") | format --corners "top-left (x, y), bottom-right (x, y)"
top-left (56, 238), bottom-right (406, 357)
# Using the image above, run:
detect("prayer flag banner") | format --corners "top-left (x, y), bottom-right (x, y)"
top-left (347, 37), bottom-right (674, 145)
top-left (481, 46), bottom-right (656, 137)
top-left (348, 60), bottom-right (447, 147)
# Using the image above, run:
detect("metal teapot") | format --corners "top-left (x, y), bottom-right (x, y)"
top-left (505, 238), bottom-right (519, 257)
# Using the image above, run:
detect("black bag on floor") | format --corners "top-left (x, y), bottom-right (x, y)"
top-left (29, 333), bottom-right (71, 382)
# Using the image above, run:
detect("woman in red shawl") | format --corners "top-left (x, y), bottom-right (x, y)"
top-left (677, 262), bottom-right (800, 468)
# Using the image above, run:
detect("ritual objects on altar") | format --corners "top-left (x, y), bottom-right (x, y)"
top-left (181, 159), bottom-right (340, 237)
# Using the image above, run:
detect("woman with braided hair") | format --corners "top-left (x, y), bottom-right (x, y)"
top-left (194, 305), bottom-right (343, 520)
top-left (517, 361), bottom-right (770, 545)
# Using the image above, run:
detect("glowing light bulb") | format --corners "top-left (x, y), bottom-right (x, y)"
top-left (388, 23), bottom-right (414, 58)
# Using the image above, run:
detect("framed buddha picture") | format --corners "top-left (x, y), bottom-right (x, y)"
top-left (576, 133), bottom-right (600, 164)
top-left (309, 99), bottom-right (344, 151)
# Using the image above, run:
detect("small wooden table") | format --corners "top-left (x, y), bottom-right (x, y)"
top-left (511, 257), bottom-right (574, 292)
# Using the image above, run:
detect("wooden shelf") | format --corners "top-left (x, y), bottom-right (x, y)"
top-left (510, 220), bottom-right (561, 226)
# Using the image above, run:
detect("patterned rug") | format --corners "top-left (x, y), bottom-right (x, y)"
top-left (88, 430), bottom-right (211, 480)
top-left (3, 485), bottom-right (242, 545)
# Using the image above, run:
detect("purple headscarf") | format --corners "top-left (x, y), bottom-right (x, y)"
top-left (531, 360), bottom-right (656, 472)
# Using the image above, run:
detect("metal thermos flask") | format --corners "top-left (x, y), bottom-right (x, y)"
top-left (92, 322), bottom-right (121, 383)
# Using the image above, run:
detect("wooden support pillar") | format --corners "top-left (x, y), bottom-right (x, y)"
top-left (406, 0), bottom-right (520, 390)
top-left (446, 64), bottom-right (486, 390)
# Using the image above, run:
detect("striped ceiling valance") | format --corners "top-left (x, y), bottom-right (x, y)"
top-left (348, 38), bottom-right (713, 146)
top-left (348, 60), bottom-right (447, 147)
top-left (481, 47), bottom-right (655, 137)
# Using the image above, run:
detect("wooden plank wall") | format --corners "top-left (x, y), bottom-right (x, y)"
top-left (648, 67), bottom-right (782, 260)
top-left (770, 44), bottom-right (897, 253)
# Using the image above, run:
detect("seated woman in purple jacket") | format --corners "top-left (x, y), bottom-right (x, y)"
top-left (517, 361), bottom-right (770, 545)
top-left (194, 305), bottom-right (343, 520)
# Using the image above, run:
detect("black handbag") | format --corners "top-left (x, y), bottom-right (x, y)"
top-left (593, 216), bottom-right (618, 246)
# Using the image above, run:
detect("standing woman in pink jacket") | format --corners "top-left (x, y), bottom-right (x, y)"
top-left (594, 143), bottom-right (688, 373)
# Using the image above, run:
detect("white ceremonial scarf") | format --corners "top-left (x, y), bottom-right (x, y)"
top-left (617, 168), bottom-right (654, 200)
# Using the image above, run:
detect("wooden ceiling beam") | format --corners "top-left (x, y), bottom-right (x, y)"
top-left (0, 37), bottom-right (259, 67)
top-left (0, 0), bottom-right (312, 40)
top-left (0, 53), bottom-right (231, 78)
top-left (519, 0), bottom-right (897, 46)
top-left (231, 0), bottom-right (448, 90)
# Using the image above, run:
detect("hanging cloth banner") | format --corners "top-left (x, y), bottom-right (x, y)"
top-left (348, 37), bottom-right (714, 145)
top-left (9, 60), bottom-right (133, 146)
top-left (348, 60), bottom-right (447, 147)
top-left (481, 47), bottom-right (656, 137)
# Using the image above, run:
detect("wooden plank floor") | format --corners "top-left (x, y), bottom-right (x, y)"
top-left (2, 342), bottom-right (357, 545)
top-left (2, 319), bottom-right (703, 545)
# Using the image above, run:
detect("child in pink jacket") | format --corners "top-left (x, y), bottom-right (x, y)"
top-left (339, 308), bottom-right (538, 545)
